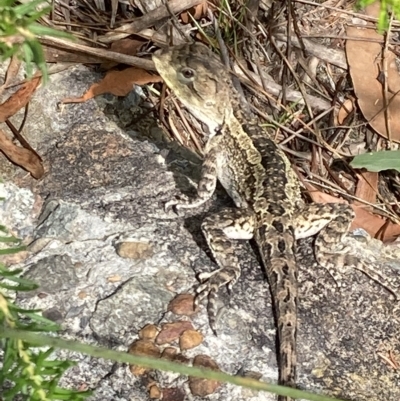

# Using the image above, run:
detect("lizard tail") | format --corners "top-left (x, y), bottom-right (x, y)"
top-left (271, 256), bottom-right (298, 401)
top-left (258, 228), bottom-right (298, 401)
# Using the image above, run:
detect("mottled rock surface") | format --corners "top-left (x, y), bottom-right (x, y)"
top-left (1, 65), bottom-right (400, 401)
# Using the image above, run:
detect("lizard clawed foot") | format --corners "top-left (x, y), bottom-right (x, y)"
top-left (195, 286), bottom-right (219, 335)
top-left (164, 195), bottom-right (189, 214)
top-left (195, 268), bottom-right (240, 334)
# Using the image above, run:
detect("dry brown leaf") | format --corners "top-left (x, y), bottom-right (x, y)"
top-left (336, 98), bottom-right (354, 125)
top-left (101, 38), bottom-right (147, 69)
top-left (0, 128), bottom-right (43, 179)
top-left (181, 0), bottom-right (208, 23)
top-left (6, 119), bottom-right (43, 163)
top-left (305, 183), bottom-right (400, 241)
top-left (0, 76), bottom-right (41, 122)
top-left (0, 56), bottom-right (21, 97)
top-left (110, 38), bottom-right (146, 56)
top-left (354, 171), bottom-right (378, 205)
top-left (62, 68), bottom-right (162, 103)
top-left (346, 3), bottom-right (400, 141)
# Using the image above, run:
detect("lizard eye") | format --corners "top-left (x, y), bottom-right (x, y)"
top-left (179, 67), bottom-right (196, 83)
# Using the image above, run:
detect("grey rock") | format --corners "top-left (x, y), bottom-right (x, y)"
top-left (42, 307), bottom-right (64, 323)
top-left (1, 64), bottom-right (400, 401)
top-left (19, 254), bottom-right (79, 298)
top-left (90, 277), bottom-right (173, 342)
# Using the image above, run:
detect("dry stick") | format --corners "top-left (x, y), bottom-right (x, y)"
top-left (302, 33), bottom-right (398, 45)
top-left (39, 37), bottom-right (156, 71)
top-left (282, 0), bottom-right (293, 104)
top-left (382, 13), bottom-right (394, 143)
top-left (213, 14), bottom-right (252, 117)
top-left (274, 33), bottom-right (347, 70)
top-left (212, 8), bottom-right (333, 112)
top-left (97, 0), bottom-right (204, 44)
top-left (269, 32), bottom-right (352, 167)
top-left (305, 177), bottom-right (400, 223)
top-left (244, 3), bottom-right (277, 117)
top-left (256, 21), bottom-right (334, 122)
top-left (295, 0), bottom-right (400, 27)
top-left (269, 34), bottom-right (316, 124)
top-left (232, 62), bottom-right (331, 111)
top-left (170, 96), bottom-right (203, 153)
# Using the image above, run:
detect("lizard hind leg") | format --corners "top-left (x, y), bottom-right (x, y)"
top-left (294, 203), bottom-right (357, 288)
top-left (296, 203), bottom-right (400, 297)
top-left (195, 207), bottom-right (256, 333)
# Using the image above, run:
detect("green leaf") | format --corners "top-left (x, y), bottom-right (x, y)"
top-left (0, 273), bottom-right (36, 287)
top-left (0, 265), bottom-right (24, 276)
top-left (8, 304), bottom-right (45, 314)
top-left (0, 282), bottom-right (38, 291)
top-left (0, 235), bottom-right (22, 243)
top-left (0, 224), bottom-right (11, 233)
top-left (27, 38), bottom-right (43, 59)
top-left (23, 7), bottom-right (52, 25)
top-left (21, 41), bottom-right (33, 76)
top-left (350, 150), bottom-right (400, 172)
top-left (29, 23), bottom-right (73, 39)
top-left (1, 338), bottom-right (18, 375)
top-left (19, 319), bottom-right (60, 332)
top-left (14, 0), bottom-right (50, 17)
top-left (51, 388), bottom-right (92, 400)
top-left (0, 245), bottom-right (26, 254)
top-left (0, 272), bottom-right (38, 291)
top-left (0, 0), bottom-right (18, 8)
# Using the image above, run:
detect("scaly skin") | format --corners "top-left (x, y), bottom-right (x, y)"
top-left (153, 42), bottom-right (369, 400)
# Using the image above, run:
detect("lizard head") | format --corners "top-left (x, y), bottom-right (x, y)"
top-left (153, 43), bottom-right (234, 136)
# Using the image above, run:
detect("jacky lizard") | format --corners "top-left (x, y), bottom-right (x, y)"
top-left (152, 43), bottom-right (398, 401)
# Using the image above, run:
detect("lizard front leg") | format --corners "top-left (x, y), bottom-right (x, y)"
top-left (165, 136), bottom-right (256, 331)
top-left (196, 207), bottom-right (256, 332)
top-left (166, 137), bottom-right (221, 211)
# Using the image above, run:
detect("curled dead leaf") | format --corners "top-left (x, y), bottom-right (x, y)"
top-left (0, 76), bottom-right (41, 122)
top-left (0, 129), bottom-right (43, 178)
top-left (336, 98), bottom-right (354, 125)
top-left (62, 67), bottom-right (162, 103)
top-left (0, 56), bottom-right (21, 98)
